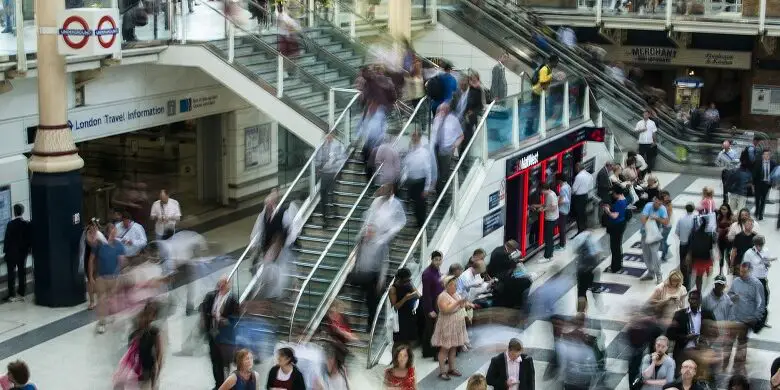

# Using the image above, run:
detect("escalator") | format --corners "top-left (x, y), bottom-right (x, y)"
top-left (434, 0), bottom-right (758, 168)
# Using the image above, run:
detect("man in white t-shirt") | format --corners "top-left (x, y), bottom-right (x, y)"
top-left (150, 189), bottom-right (182, 240)
top-left (635, 110), bottom-right (657, 171)
top-left (534, 182), bottom-right (558, 263)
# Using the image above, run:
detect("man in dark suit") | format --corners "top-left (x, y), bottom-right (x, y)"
top-left (486, 338), bottom-right (535, 390)
top-left (753, 149), bottom-right (776, 220)
top-left (201, 276), bottom-right (239, 388)
top-left (596, 161), bottom-right (613, 204)
top-left (666, 290), bottom-right (716, 374)
top-left (3, 204), bottom-right (31, 302)
top-left (491, 52), bottom-right (509, 101)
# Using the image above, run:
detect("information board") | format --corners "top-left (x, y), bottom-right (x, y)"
top-left (488, 191), bottom-right (500, 210)
top-left (0, 186), bottom-right (10, 248)
top-left (482, 208), bottom-right (504, 237)
top-left (751, 85), bottom-right (780, 116)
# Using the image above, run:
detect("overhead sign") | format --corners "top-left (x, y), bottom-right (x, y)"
top-left (505, 127), bottom-right (605, 177)
top-left (57, 8), bottom-right (120, 56)
top-left (603, 45), bottom-right (751, 70)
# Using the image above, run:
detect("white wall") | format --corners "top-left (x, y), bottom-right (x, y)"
top-left (414, 25), bottom-right (525, 96)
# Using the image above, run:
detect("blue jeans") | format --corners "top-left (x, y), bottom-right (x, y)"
top-left (660, 225), bottom-right (671, 259)
top-left (2, 0), bottom-right (14, 31)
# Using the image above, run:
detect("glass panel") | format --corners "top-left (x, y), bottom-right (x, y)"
top-left (545, 82), bottom-right (565, 131)
top-left (568, 78), bottom-right (586, 122)
top-left (520, 84), bottom-right (540, 140)
top-left (672, 0), bottom-right (751, 22)
top-left (486, 97), bottom-right (514, 155)
top-left (121, 0), bottom-right (174, 43)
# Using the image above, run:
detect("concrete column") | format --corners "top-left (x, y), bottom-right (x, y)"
top-left (388, 0), bottom-right (411, 42)
top-left (28, 0), bottom-right (86, 307)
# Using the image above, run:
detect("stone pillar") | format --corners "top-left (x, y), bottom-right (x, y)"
top-left (388, 0), bottom-right (412, 42)
top-left (28, 0), bottom-right (86, 307)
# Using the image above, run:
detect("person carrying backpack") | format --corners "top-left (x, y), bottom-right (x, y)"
top-left (426, 63), bottom-right (458, 116)
top-left (689, 216), bottom-right (715, 292)
top-left (526, 55), bottom-right (559, 136)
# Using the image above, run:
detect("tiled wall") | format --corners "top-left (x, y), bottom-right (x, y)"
top-left (413, 25), bottom-right (525, 96)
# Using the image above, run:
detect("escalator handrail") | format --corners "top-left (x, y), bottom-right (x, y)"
top-left (288, 96), bottom-right (430, 343)
top-left (225, 90), bottom-right (362, 285)
top-left (478, 0), bottom-right (771, 144)
top-left (440, 0), bottom-right (723, 157)
top-left (366, 98), bottom-right (499, 368)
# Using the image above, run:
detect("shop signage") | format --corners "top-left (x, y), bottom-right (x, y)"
top-left (20, 86), bottom-right (246, 146)
top-left (57, 8), bottom-right (120, 56)
top-left (488, 190), bottom-right (500, 210)
top-left (603, 45), bottom-right (751, 70)
top-left (482, 208), bottom-right (504, 237)
top-left (505, 127), bottom-right (605, 177)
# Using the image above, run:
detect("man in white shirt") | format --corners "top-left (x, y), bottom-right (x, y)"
top-left (402, 131), bottom-right (435, 228)
top-left (635, 110), bottom-right (657, 171)
top-left (741, 235), bottom-right (773, 306)
top-left (557, 173), bottom-right (572, 250)
top-left (150, 189), bottom-right (181, 240)
top-left (717, 140), bottom-right (739, 205)
top-left (534, 182), bottom-right (559, 263)
top-left (115, 211), bottom-right (148, 257)
top-left (432, 103), bottom-right (464, 194)
top-left (571, 162), bottom-right (594, 235)
top-left (456, 257), bottom-right (493, 305)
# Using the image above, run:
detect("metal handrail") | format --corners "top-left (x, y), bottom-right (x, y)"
top-left (472, 0), bottom-right (772, 144)
top-left (288, 96), bottom-right (429, 342)
top-left (226, 89), bottom-right (362, 288)
top-left (366, 99), bottom-right (498, 368)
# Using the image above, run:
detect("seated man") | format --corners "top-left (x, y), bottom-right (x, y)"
top-left (457, 257), bottom-right (494, 308)
top-left (487, 240), bottom-right (532, 309)
top-left (115, 210), bottom-right (148, 257)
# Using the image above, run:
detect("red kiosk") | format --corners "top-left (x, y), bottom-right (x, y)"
top-left (504, 127), bottom-right (605, 258)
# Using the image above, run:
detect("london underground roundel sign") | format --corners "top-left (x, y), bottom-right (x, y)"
top-left (94, 15), bottom-right (119, 49)
top-left (59, 15), bottom-right (92, 49)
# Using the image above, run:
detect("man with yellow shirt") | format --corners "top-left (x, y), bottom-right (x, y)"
top-left (526, 55), bottom-right (559, 136)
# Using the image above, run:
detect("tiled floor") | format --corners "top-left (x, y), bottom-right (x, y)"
top-left (2, 171), bottom-right (780, 389)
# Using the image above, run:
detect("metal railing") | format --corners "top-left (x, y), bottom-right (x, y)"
top-left (226, 88), bottom-right (362, 298)
top-left (365, 98), bottom-right (498, 367)
top-left (287, 96), bottom-right (429, 343)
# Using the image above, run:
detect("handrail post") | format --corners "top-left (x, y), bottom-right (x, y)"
top-left (583, 84), bottom-right (591, 121)
top-left (539, 90), bottom-right (547, 138)
top-left (562, 80), bottom-right (570, 129)
top-left (481, 115), bottom-right (489, 162)
top-left (335, 0), bottom-right (341, 31)
top-left (111, 0), bottom-right (122, 61)
top-left (431, 0), bottom-right (438, 23)
top-left (309, 0), bottom-right (315, 26)
top-left (512, 97), bottom-right (520, 147)
top-left (309, 162), bottom-right (317, 198)
top-left (596, 110), bottom-right (604, 127)
top-left (665, 0), bottom-right (672, 28)
top-left (760, 0), bottom-right (767, 34)
top-left (595, 0), bottom-right (602, 24)
top-left (329, 89), bottom-right (336, 127)
top-left (350, 0), bottom-right (357, 38)
top-left (277, 55), bottom-right (285, 98)
top-left (420, 229), bottom-right (428, 267)
top-left (227, 23), bottom-right (235, 63)
top-left (181, 0), bottom-right (188, 44)
top-left (14, 0), bottom-right (26, 72)
top-left (169, 0), bottom-right (176, 40)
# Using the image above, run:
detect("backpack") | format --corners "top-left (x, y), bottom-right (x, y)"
top-left (689, 223), bottom-right (713, 260)
top-left (425, 74), bottom-right (445, 101)
top-left (530, 63), bottom-right (547, 85)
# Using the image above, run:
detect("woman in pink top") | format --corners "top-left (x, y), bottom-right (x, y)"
top-left (698, 187), bottom-right (716, 214)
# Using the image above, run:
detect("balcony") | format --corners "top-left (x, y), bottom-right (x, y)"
top-left (521, 0), bottom-right (780, 36)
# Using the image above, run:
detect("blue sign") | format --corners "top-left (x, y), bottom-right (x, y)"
top-left (482, 208), bottom-right (503, 237)
top-left (67, 106), bottom-right (166, 130)
top-left (489, 191), bottom-right (500, 210)
top-left (180, 98), bottom-right (193, 113)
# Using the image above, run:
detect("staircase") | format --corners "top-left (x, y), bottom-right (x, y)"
top-left (208, 29), bottom-right (364, 124)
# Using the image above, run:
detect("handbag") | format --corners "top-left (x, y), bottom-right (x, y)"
top-left (644, 218), bottom-right (663, 243)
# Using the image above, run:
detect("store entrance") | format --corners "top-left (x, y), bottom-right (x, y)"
top-left (79, 115), bottom-right (224, 228)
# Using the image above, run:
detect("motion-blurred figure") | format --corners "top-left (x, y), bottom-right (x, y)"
top-left (202, 276), bottom-right (240, 388)
top-left (315, 133), bottom-right (346, 226)
top-left (157, 229), bottom-right (208, 315)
